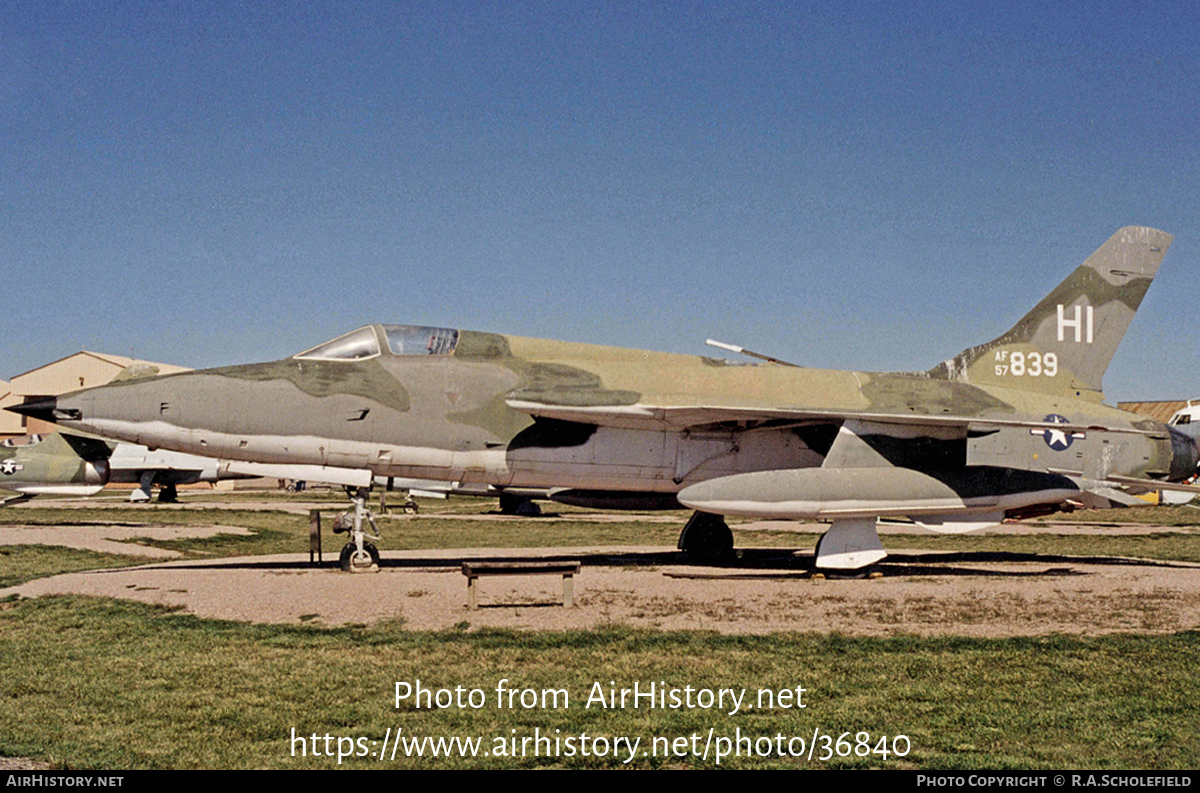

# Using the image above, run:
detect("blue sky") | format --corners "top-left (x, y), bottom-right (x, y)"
top-left (3, 1), bottom-right (1197, 401)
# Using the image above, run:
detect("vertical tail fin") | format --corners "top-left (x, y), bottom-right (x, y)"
top-left (928, 226), bottom-right (1172, 401)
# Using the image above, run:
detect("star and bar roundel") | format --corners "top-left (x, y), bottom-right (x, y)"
top-left (1030, 414), bottom-right (1085, 451)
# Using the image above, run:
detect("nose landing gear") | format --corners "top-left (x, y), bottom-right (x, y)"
top-left (333, 487), bottom-right (382, 572)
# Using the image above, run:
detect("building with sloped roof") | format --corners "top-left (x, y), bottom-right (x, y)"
top-left (1116, 400), bottom-right (1192, 424)
top-left (7, 352), bottom-right (190, 436)
top-left (0, 380), bottom-right (22, 438)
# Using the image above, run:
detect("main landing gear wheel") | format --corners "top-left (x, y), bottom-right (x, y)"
top-left (678, 511), bottom-right (734, 564)
top-left (340, 541), bottom-right (380, 572)
top-left (498, 492), bottom-right (542, 516)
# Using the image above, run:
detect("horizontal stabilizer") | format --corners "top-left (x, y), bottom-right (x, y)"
top-left (1103, 474), bottom-right (1200, 495)
top-left (1082, 486), bottom-right (1155, 508)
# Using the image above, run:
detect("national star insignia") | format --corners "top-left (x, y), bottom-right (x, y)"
top-left (1030, 414), bottom-right (1086, 451)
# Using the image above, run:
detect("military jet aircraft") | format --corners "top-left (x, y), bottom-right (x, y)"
top-left (0, 431), bottom-right (248, 504)
top-left (12, 226), bottom-right (1200, 570)
top-left (1159, 402), bottom-right (1200, 505)
top-left (0, 433), bottom-right (110, 503)
top-left (1168, 401), bottom-right (1200, 441)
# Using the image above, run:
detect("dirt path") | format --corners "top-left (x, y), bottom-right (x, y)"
top-left (5, 544), bottom-right (1199, 637)
top-left (0, 523), bottom-right (253, 558)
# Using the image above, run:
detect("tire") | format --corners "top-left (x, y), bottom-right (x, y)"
top-left (499, 493), bottom-right (542, 516)
top-left (679, 513), bottom-right (734, 564)
top-left (340, 542), bottom-right (380, 571)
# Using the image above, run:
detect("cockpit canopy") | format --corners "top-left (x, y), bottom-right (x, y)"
top-left (294, 325), bottom-right (459, 361)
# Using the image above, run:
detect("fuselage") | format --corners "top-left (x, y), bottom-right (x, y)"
top-left (30, 326), bottom-right (1190, 501)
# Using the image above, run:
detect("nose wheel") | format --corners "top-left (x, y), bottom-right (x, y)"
top-left (333, 487), bottom-right (382, 573)
top-left (339, 541), bottom-right (380, 572)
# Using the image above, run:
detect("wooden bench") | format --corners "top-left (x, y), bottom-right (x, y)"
top-left (461, 561), bottom-right (582, 609)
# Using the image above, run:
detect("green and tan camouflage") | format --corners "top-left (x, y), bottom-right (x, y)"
top-left (928, 226), bottom-right (1171, 401)
top-left (11, 227), bottom-right (1197, 568)
top-left (0, 430), bottom-right (251, 504)
top-left (0, 432), bottom-right (111, 502)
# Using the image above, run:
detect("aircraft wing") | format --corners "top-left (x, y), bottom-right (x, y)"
top-left (508, 399), bottom-right (1184, 502)
top-left (505, 399), bottom-right (1166, 438)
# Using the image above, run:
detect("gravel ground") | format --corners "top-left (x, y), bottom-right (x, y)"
top-left (5, 500), bottom-right (1199, 636)
top-left (0, 523), bottom-right (253, 558)
top-left (5, 540), bottom-right (1199, 637)
top-left (6, 507), bottom-right (1197, 770)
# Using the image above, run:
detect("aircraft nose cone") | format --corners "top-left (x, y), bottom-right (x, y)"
top-left (5, 397), bottom-right (73, 424)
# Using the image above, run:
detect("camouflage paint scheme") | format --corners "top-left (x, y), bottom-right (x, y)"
top-left (0, 432), bottom-right (110, 500)
top-left (0, 431), bottom-right (244, 503)
top-left (12, 227), bottom-right (1199, 567)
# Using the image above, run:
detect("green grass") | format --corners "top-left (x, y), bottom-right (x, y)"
top-left (0, 596), bottom-right (1196, 770)
top-left (5, 501), bottom-right (1200, 581)
top-left (0, 545), bottom-right (148, 588)
top-left (1033, 505), bottom-right (1200, 526)
top-left (0, 502), bottom-right (756, 560)
top-left (3, 498), bottom-right (1200, 769)
top-left (869, 533), bottom-right (1200, 564)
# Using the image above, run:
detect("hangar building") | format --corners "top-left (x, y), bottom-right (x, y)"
top-left (5, 352), bottom-right (190, 439)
